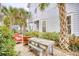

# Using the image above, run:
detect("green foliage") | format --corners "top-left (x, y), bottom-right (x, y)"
top-left (25, 32), bottom-right (59, 42)
top-left (0, 26), bottom-right (9, 37)
top-left (69, 44), bottom-right (79, 52)
top-left (3, 16), bottom-right (10, 27)
top-left (39, 3), bottom-right (49, 11)
top-left (1, 6), bottom-right (31, 33)
top-left (0, 26), bottom-right (16, 56)
top-left (40, 32), bottom-right (59, 41)
top-left (69, 34), bottom-right (79, 51)
top-left (39, 32), bottom-right (52, 39)
top-left (25, 31), bottom-right (39, 37)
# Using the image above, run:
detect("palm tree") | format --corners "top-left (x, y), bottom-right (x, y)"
top-left (38, 3), bottom-right (49, 11)
top-left (38, 3), bottom-right (69, 50)
top-left (3, 16), bottom-right (10, 27)
top-left (1, 6), bottom-right (31, 33)
top-left (1, 6), bottom-right (17, 27)
top-left (16, 8), bottom-right (31, 33)
top-left (57, 3), bottom-right (69, 50)
top-left (1, 6), bottom-right (12, 27)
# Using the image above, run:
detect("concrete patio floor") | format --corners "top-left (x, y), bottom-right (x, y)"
top-left (15, 43), bottom-right (35, 56)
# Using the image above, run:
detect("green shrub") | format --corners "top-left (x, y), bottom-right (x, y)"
top-left (0, 26), bottom-right (9, 37)
top-left (0, 26), bottom-right (16, 56)
top-left (39, 32), bottom-right (52, 39)
top-left (40, 32), bottom-right (59, 42)
top-left (51, 32), bottom-right (59, 41)
top-left (69, 34), bottom-right (79, 51)
top-left (25, 31), bottom-right (39, 37)
top-left (25, 31), bottom-right (59, 42)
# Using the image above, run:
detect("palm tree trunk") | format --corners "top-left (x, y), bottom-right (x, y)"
top-left (58, 3), bottom-right (69, 50)
top-left (20, 25), bottom-right (22, 33)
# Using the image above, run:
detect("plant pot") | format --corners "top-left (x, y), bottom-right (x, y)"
top-left (22, 36), bottom-right (31, 45)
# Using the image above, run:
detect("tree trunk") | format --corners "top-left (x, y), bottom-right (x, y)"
top-left (20, 25), bottom-right (22, 33)
top-left (23, 25), bottom-right (27, 33)
top-left (58, 3), bottom-right (69, 51)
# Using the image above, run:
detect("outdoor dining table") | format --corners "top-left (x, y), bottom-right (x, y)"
top-left (28, 37), bottom-right (55, 55)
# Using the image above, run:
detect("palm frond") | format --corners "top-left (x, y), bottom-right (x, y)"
top-left (38, 3), bottom-right (49, 11)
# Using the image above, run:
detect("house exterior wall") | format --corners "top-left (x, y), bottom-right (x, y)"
top-left (66, 3), bottom-right (79, 36)
top-left (28, 3), bottom-right (60, 32)
top-left (28, 3), bottom-right (79, 36)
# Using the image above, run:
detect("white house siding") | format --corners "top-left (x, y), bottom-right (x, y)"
top-left (28, 3), bottom-right (79, 36)
top-left (29, 3), bottom-right (60, 32)
top-left (44, 4), bottom-right (60, 32)
top-left (66, 3), bottom-right (79, 36)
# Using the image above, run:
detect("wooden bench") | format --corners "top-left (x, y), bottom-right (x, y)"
top-left (28, 44), bottom-right (44, 56)
top-left (28, 38), bottom-right (54, 56)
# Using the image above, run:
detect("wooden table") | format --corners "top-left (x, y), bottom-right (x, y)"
top-left (28, 37), bottom-right (55, 56)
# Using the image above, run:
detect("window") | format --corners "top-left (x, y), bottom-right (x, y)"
top-left (35, 8), bottom-right (37, 13)
top-left (34, 20), bottom-right (39, 31)
top-left (42, 21), bottom-right (46, 32)
top-left (67, 16), bottom-right (71, 34)
top-left (27, 3), bottom-right (31, 8)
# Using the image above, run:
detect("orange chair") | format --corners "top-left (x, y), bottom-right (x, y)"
top-left (12, 33), bottom-right (23, 43)
top-left (23, 36), bottom-right (31, 45)
top-left (12, 33), bottom-right (31, 45)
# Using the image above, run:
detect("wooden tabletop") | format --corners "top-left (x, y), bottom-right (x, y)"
top-left (29, 37), bottom-right (55, 46)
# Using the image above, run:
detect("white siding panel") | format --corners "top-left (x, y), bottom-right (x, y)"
top-left (29, 3), bottom-right (60, 32)
top-left (66, 3), bottom-right (79, 36)
top-left (72, 13), bottom-right (79, 36)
